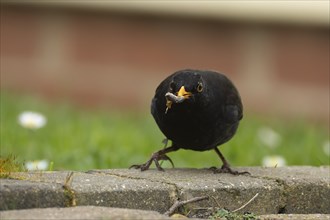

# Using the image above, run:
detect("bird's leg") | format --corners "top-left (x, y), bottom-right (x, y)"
top-left (159, 138), bottom-right (169, 167)
top-left (162, 138), bottom-right (169, 148)
top-left (211, 147), bottom-right (250, 175)
top-left (130, 145), bottom-right (178, 171)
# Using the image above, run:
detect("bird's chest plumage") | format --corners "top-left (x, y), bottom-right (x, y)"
top-left (159, 102), bottom-right (221, 150)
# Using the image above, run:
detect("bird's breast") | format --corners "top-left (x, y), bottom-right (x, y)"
top-left (161, 104), bottom-right (218, 150)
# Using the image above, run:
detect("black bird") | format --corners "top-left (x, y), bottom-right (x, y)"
top-left (131, 69), bottom-right (248, 175)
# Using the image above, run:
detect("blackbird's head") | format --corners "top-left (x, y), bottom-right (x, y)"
top-left (165, 71), bottom-right (205, 113)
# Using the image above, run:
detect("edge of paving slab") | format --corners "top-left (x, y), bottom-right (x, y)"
top-left (0, 166), bottom-right (329, 218)
top-left (0, 206), bottom-right (172, 220)
top-left (1, 206), bottom-right (330, 220)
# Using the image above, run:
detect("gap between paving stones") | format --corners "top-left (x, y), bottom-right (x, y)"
top-left (87, 169), bottom-right (280, 215)
top-left (83, 170), bottom-right (179, 214)
top-left (87, 168), bottom-right (283, 216)
top-left (88, 167), bottom-right (329, 215)
top-left (246, 166), bottom-right (330, 214)
top-left (0, 171), bottom-right (78, 210)
top-left (20, 170), bottom-right (174, 213)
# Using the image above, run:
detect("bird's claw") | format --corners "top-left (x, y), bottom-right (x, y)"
top-left (209, 165), bottom-right (250, 175)
top-left (130, 161), bottom-right (153, 171)
top-left (159, 154), bottom-right (175, 168)
top-left (130, 152), bottom-right (175, 172)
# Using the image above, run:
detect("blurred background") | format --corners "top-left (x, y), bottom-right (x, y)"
top-left (1, 1), bottom-right (329, 171)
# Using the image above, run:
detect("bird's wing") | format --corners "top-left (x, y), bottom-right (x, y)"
top-left (151, 97), bottom-right (159, 120)
top-left (224, 104), bottom-right (243, 123)
top-left (151, 85), bottom-right (167, 126)
top-left (206, 71), bottom-right (243, 124)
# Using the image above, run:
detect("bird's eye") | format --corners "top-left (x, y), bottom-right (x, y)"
top-left (196, 82), bottom-right (203, 93)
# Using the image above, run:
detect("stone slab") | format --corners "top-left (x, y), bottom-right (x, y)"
top-left (1, 167), bottom-right (329, 217)
top-left (0, 179), bottom-right (66, 210)
top-left (1, 207), bottom-right (329, 220)
top-left (0, 206), bottom-right (171, 220)
top-left (259, 214), bottom-right (330, 220)
top-left (92, 168), bottom-right (284, 215)
top-left (243, 166), bottom-right (330, 214)
top-left (91, 166), bottom-right (330, 215)
top-left (0, 171), bottom-right (175, 213)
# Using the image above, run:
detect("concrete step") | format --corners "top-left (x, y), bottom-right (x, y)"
top-left (0, 206), bottom-right (170, 220)
top-left (1, 167), bottom-right (329, 218)
top-left (1, 206), bottom-right (329, 220)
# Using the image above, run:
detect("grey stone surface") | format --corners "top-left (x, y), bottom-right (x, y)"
top-left (243, 166), bottom-right (330, 214)
top-left (71, 171), bottom-right (174, 213)
top-left (0, 167), bottom-right (329, 217)
top-left (0, 171), bottom-right (175, 213)
top-left (0, 179), bottom-right (66, 210)
top-left (1, 207), bottom-right (329, 220)
top-left (259, 214), bottom-right (330, 220)
top-left (0, 206), bottom-right (171, 220)
top-left (91, 167), bottom-right (330, 215)
top-left (96, 168), bottom-right (284, 215)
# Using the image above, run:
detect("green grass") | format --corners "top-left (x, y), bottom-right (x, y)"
top-left (0, 154), bottom-right (26, 178)
top-left (1, 92), bottom-right (329, 171)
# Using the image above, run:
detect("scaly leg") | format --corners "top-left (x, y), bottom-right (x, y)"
top-left (211, 147), bottom-right (250, 175)
top-left (130, 145), bottom-right (179, 171)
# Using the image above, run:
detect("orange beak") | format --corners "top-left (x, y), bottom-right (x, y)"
top-left (177, 86), bottom-right (192, 98)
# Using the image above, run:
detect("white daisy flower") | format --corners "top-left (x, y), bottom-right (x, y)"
top-left (257, 127), bottom-right (281, 149)
top-left (25, 159), bottom-right (49, 171)
top-left (262, 155), bottom-right (286, 167)
top-left (18, 111), bottom-right (47, 129)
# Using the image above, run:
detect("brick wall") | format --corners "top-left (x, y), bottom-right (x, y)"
top-left (1, 5), bottom-right (329, 121)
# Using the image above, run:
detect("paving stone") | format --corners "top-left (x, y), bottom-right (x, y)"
top-left (243, 166), bottom-right (330, 214)
top-left (92, 168), bottom-right (285, 215)
top-left (258, 214), bottom-right (330, 220)
top-left (1, 167), bottom-right (329, 217)
top-left (0, 206), bottom-right (171, 220)
top-left (1, 207), bottom-right (329, 220)
top-left (0, 179), bottom-right (66, 210)
top-left (0, 171), bottom-right (175, 213)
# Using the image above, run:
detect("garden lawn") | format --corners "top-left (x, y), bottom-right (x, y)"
top-left (1, 92), bottom-right (329, 171)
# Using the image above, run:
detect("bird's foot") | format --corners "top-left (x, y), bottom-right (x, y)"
top-left (209, 165), bottom-right (250, 175)
top-left (130, 151), bottom-right (174, 172)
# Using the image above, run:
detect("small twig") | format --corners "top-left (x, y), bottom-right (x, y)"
top-left (164, 196), bottom-right (209, 216)
top-left (210, 195), bottom-right (221, 208)
top-left (232, 193), bottom-right (259, 213)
